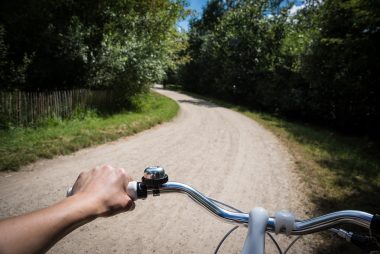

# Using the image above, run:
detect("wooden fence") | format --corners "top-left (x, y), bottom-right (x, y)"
top-left (0, 89), bottom-right (115, 126)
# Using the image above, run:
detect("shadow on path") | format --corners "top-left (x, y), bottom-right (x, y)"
top-left (177, 99), bottom-right (218, 108)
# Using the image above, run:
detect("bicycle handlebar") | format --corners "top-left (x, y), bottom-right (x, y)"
top-left (126, 180), bottom-right (375, 236)
top-left (67, 166), bottom-right (377, 238)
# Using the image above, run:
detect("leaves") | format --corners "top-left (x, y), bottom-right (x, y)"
top-left (180, 0), bottom-right (380, 138)
top-left (0, 0), bottom-right (186, 97)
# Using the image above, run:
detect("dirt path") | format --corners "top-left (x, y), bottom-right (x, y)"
top-left (0, 89), bottom-right (313, 253)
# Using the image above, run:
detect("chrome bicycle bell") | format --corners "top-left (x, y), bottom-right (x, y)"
top-left (142, 166), bottom-right (168, 186)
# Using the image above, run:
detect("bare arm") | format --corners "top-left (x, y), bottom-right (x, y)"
top-left (0, 165), bottom-right (135, 254)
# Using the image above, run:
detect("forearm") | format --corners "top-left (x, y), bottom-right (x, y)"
top-left (0, 165), bottom-right (133, 253)
top-left (0, 194), bottom-right (97, 254)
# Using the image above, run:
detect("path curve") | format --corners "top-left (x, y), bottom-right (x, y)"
top-left (0, 89), bottom-right (313, 253)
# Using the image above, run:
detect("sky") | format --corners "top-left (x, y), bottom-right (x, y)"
top-left (177, 0), bottom-right (207, 31)
top-left (176, 0), bottom-right (306, 31)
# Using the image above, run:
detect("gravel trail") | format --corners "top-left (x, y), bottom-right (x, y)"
top-left (0, 89), bottom-right (313, 253)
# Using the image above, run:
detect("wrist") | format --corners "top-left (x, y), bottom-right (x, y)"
top-left (64, 193), bottom-right (102, 220)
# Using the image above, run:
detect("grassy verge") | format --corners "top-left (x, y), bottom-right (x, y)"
top-left (235, 107), bottom-right (380, 253)
top-left (0, 92), bottom-right (179, 171)
top-left (241, 111), bottom-right (380, 212)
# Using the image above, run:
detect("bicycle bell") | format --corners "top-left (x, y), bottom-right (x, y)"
top-left (142, 166), bottom-right (168, 186)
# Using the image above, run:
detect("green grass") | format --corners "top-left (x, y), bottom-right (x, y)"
top-left (241, 111), bottom-right (380, 214)
top-left (242, 112), bottom-right (380, 253)
top-left (172, 88), bottom-right (380, 214)
top-left (0, 92), bottom-right (179, 171)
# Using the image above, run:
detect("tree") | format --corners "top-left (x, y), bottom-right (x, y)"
top-left (301, 0), bottom-right (380, 135)
top-left (0, 0), bottom-right (187, 99)
top-left (180, 0), bottom-right (380, 138)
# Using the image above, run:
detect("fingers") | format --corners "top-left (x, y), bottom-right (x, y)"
top-left (128, 201), bottom-right (136, 212)
top-left (69, 165), bottom-right (135, 217)
top-left (100, 196), bottom-right (135, 217)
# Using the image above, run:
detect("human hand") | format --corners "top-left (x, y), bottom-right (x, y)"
top-left (69, 165), bottom-right (135, 217)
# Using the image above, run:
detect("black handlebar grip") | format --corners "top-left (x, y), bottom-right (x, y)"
top-left (351, 234), bottom-right (370, 248)
top-left (370, 214), bottom-right (380, 238)
top-left (136, 182), bottom-right (147, 199)
top-left (351, 233), bottom-right (380, 252)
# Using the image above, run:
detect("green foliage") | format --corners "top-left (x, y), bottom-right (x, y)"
top-left (0, 0), bottom-right (187, 98)
top-left (163, 31), bottom-right (190, 85)
top-left (0, 25), bottom-right (34, 89)
top-left (300, 0), bottom-right (380, 135)
top-left (180, 0), bottom-right (380, 139)
top-left (183, 1), bottom-right (287, 103)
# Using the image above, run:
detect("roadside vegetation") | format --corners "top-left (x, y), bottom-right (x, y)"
top-left (0, 0), bottom-right (187, 128)
top-left (243, 110), bottom-right (380, 215)
top-left (252, 116), bottom-right (379, 253)
top-left (172, 0), bottom-right (379, 141)
top-left (0, 92), bottom-right (179, 171)
top-left (0, 0), bottom-right (186, 94)
top-left (0, 0), bottom-right (184, 171)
